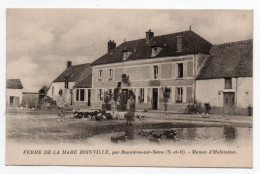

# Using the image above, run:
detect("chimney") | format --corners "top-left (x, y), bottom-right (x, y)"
top-left (108, 40), bottom-right (116, 52)
top-left (67, 61), bottom-right (72, 69)
top-left (146, 29), bottom-right (154, 44)
top-left (176, 35), bottom-right (183, 52)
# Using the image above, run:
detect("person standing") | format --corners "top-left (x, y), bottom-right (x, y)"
top-left (125, 94), bottom-right (135, 126)
top-left (57, 90), bottom-right (65, 121)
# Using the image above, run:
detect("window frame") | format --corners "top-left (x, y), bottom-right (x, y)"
top-left (75, 89), bottom-right (85, 102)
top-left (139, 88), bottom-right (145, 103)
top-left (175, 87), bottom-right (183, 103)
top-left (177, 63), bottom-right (184, 78)
top-left (153, 65), bottom-right (159, 80)
top-left (97, 89), bottom-right (103, 101)
top-left (108, 69), bottom-right (113, 80)
top-left (225, 78), bottom-right (232, 89)
top-left (98, 70), bottom-right (103, 80)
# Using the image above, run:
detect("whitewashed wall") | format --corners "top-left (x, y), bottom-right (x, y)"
top-left (6, 88), bottom-right (23, 106)
top-left (196, 77), bottom-right (253, 109)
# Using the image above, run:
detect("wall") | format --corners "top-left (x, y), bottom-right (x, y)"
top-left (6, 88), bottom-right (23, 107)
top-left (47, 82), bottom-right (75, 105)
top-left (91, 54), bottom-right (201, 112)
top-left (196, 77), bottom-right (253, 115)
top-left (22, 93), bottom-right (39, 108)
top-left (72, 88), bottom-right (92, 109)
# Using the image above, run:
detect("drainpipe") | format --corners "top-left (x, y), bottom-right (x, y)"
top-left (235, 77), bottom-right (238, 115)
top-left (193, 54), bottom-right (197, 101)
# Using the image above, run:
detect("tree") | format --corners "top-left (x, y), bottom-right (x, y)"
top-left (102, 90), bottom-right (113, 110)
top-left (161, 86), bottom-right (171, 111)
top-left (39, 86), bottom-right (48, 100)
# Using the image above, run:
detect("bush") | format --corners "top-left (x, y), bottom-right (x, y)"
top-left (204, 103), bottom-right (211, 114)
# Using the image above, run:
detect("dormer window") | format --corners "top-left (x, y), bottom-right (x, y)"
top-left (122, 47), bottom-right (133, 61)
top-left (151, 47), bottom-right (163, 57)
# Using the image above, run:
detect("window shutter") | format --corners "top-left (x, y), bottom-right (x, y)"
top-left (183, 87), bottom-right (187, 103)
top-left (183, 62), bottom-right (187, 78)
top-left (186, 87), bottom-right (193, 103)
top-left (173, 63), bottom-right (177, 78)
top-left (144, 88), bottom-right (147, 103)
top-left (91, 89), bottom-right (96, 102)
top-left (187, 61), bottom-right (193, 77)
top-left (171, 87), bottom-right (175, 103)
top-left (149, 66), bottom-right (153, 80)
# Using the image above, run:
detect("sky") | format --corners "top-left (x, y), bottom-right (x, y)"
top-left (6, 9), bottom-right (253, 92)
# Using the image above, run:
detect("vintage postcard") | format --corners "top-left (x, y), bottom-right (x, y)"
top-left (5, 9), bottom-right (253, 167)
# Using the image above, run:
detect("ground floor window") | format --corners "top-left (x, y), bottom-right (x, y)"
top-left (176, 87), bottom-right (183, 103)
top-left (76, 89), bottom-right (85, 101)
top-left (97, 89), bottom-right (103, 101)
top-left (139, 88), bottom-right (144, 103)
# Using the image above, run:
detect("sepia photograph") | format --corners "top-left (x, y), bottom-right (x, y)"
top-left (5, 8), bottom-right (253, 167)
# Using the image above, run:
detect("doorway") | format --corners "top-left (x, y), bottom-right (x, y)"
top-left (152, 88), bottom-right (158, 110)
top-left (9, 96), bottom-right (14, 106)
top-left (223, 92), bottom-right (235, 115)
top-left (88, 89), bottom-right (91, 107)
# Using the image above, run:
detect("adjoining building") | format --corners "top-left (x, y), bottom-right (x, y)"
top-left (73, 72), bottom-right (92, 109)
top-left (6, 79), bottom-right (23, 108)
top-left (47, 61), bottom-right (92, 107)
top-left (22, 92), bottom-right (39, 109)
top-left (196, 40), bottom-right (253, 115)
top-left (91, 29), bottom-right (213, 112)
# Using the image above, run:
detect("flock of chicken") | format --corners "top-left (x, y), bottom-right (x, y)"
top-left (110, 129), bottom-right (177, 143)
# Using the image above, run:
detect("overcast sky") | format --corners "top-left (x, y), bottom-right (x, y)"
top-left (6, 9), bottom-right (253, 92)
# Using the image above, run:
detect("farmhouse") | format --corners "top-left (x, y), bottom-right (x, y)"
top-left (196, 40), bottom-right (253, 115)
top-left (6, 79), bottom-right (23, 108)
top-left (91, 29), bottom-right (213, 112)
top-left (47, 61), bottom-right (92, 107)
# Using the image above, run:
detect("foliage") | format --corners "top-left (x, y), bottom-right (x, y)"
top-left (161, 86), bottom-right (171, 111)
top-left (121, 73), bottom-right (131, 86)
top-left (103, 90), bottom-right (113, 105)
top-left (39, 86), bottom-right (48, 95)
top-left (204, 102), bottom-right (211, 114)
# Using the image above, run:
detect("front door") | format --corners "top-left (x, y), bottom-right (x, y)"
top-left (152, 88), bottom-right (158, 110)
top-left (223, 92), bottom-right (235, 115)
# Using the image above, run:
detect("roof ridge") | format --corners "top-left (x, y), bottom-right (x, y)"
top-left (214, 39), bottom-right (253, 47)
top-left (116, 30), bottom-right (192, 47)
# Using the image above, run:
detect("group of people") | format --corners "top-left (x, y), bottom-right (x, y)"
top-left (56, 89), bottom-right (136, 125)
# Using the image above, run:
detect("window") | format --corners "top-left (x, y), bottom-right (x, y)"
top-left (65, 77), bottom-right (69, 88)
top-left (153, 65), bottom-right (159, 79)
top-left (98, 70), bottom-right (103, 80)
top-left (52, 86), bottom-right (54, 97)
top-left (225, 78), bottom-right (232, 89)
top-left (176, 87), bottom-right (183, 103)
top-left (97, 89), bottom-right (102, 101)
top-left (109, 69), bottom-right (113, 80)
top-left (76, 89), bottom-right (85, 101)
top-left (177, 63), bottom-right (183, 78)
top-left (139, 88), bottom-right (144, 103)
top-left (108, 89), bottom-right (112, 95)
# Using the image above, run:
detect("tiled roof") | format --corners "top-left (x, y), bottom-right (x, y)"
top-left (91, 30), bottom-right (212, 66)
top-left (74, 73), bottom-right (92, 88)
top-left (53, 63), bottom-right (90, 82)
top-left (196, 39), bottom-right (253, 80)
top-left (6, 79), bottom-right (23, 89)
